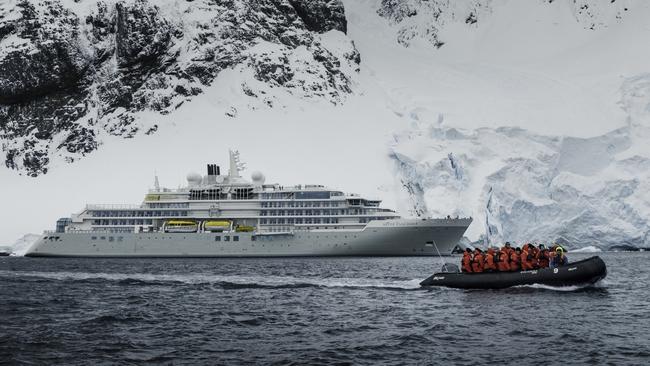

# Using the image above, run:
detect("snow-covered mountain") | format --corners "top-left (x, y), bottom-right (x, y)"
top-left (0, 0), bottom-right (359, 176)
top-left (1, 0), bottom-right (649, 249)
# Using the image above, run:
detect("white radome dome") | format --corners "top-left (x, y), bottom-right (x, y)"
top-left (251, 171), bottom-right (265, 184)
top-left (186, 172), bottom-right (202, 183)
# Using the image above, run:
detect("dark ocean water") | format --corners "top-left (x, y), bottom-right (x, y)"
top-left (1, 252), bottom-right (649, 365)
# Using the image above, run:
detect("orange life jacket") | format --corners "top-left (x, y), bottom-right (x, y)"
top-left (472, 252), bottom-right (484, 273)
top-left (521, 249), bottom-right (534, 270)
top-left (461, 252), bottom-right (473, 273)
top-left (484, 250), bottom-right (497, 271)
top-left (510, 251), bottom-right (520, 271)
top-left (497, 249), bottom-right (510, 271)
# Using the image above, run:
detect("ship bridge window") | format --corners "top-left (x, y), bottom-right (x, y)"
top-left (190, 189), bottom-right (224, 200)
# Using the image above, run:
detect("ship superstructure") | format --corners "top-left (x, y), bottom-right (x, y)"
top-left (26, 151), bottom-right (472, 257)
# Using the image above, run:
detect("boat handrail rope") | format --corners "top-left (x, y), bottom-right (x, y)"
top-left (431, 239), bottom-right (445, 263)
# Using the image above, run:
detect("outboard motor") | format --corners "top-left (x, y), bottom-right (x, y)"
top-left (440, 263), bottom-right (460, 273)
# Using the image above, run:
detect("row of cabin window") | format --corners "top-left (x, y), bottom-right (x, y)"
top-left (260, 208), bottom-right (379, 216)
top-left (260, 192), bottom-right (331, 200)
top-left (147, 203), bottom-right (189, 208)
top-left (215, 236), bottom-right (239, 242)
top-left (92, 211), bottom-right (188, 217)
top-left (91, 236), bottom-right (124, 242)
top-left (90, 235), bottom-right (241, 242)
top-left (260, 217), bottom-right (385, 225)
top-left (93, 219), bottom-right (154, 225)
top-left (261, 218), bottom-right (340, 224)
top-left (261, 201), bottom-right (340, 208)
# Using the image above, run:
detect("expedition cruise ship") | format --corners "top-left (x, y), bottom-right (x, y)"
top-left (26, 151), bottom-right (472, 257)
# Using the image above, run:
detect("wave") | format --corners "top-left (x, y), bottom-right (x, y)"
top-left (570, 246), bottom-right (603, 253)
top-left (0, 270), bottom-right (422, 290)
top-left (513, 280), bottom-right (606, 292)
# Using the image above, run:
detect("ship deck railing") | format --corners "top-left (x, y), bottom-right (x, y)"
top-left (86, 204), bottom-right (143, 210)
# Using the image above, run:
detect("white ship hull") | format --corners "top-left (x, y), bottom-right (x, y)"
top-left (25, 219), bottom-right (471, 257)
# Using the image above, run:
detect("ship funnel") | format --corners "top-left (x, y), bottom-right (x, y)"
top-left (207, 164), bottom-right (219, 176)
top-left (216, 165), bottom-right (220, 175)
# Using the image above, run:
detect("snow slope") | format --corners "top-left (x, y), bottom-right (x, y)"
top-left (1, 0), bottom-right (649, 249)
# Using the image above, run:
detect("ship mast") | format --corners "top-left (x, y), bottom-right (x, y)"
top-left (229, 150), bottom-right (246, 178)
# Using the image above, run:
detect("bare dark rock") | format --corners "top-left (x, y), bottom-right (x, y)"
top-left (115, 0), bottom-right (172, 68)
top-left (288, 0), bottom-right (347, 33)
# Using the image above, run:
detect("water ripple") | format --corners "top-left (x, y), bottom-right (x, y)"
top-left (1, 253), bottom-right (648, 365)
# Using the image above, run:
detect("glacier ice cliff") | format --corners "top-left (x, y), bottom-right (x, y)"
top-left (390, 75), bottom-right (650, 249)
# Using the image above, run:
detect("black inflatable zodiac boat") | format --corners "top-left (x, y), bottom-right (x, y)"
top-left (420, 256), bottom-right (607, 289)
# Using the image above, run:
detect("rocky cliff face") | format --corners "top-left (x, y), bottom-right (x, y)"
top-left (0, 0), bottom-right (359, 176)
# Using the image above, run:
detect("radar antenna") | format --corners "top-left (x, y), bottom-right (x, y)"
top-left (154, 171), bottom-right (160, 192)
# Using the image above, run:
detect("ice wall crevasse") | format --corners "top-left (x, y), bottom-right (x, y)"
top-left (389, 74), bottom-right (650, 249)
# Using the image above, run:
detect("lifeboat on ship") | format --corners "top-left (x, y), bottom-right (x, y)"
top-left (235, 225), bottom-right (255, 232)
top-left (420, 256), bottom-right (607, 290)
top-left (203, 220), bottom-right (231, 232)
top-left (164, 220), bottom-right (199, 233)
